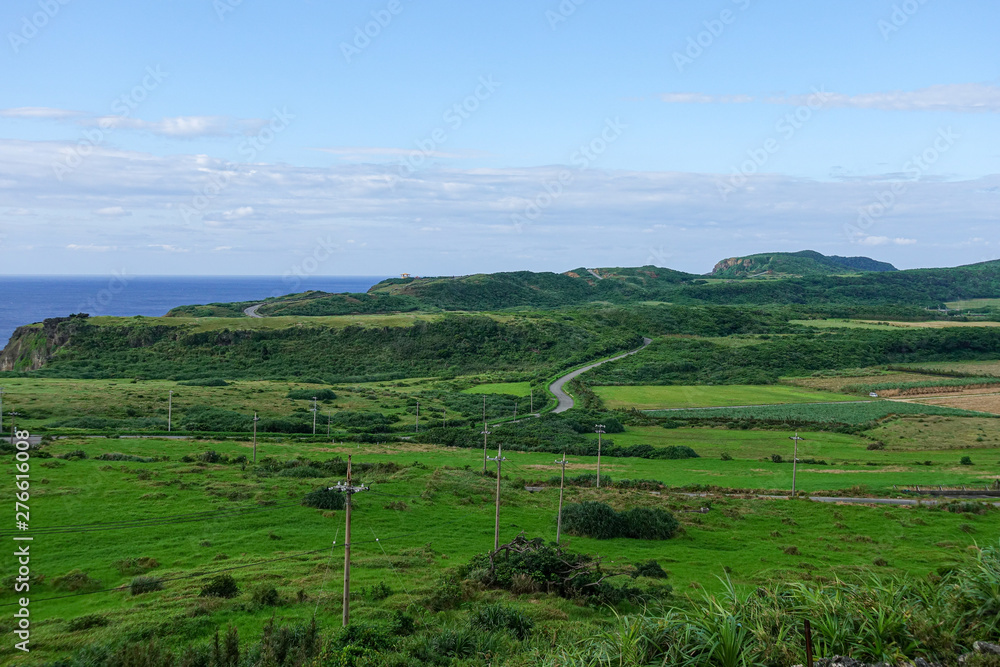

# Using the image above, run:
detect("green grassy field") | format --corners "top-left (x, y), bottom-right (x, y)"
top-left (647, 400), bottom-right (993, 424)
top-left (460, 382), bottom-right (533, 397)
top-left (592, 384), bottom-right (867, 410)
top-left (3, 433), bottom-right (995, 663)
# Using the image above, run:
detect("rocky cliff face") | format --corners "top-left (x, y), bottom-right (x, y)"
top-left (0, 315), bottom-right (89, 372)
top-left (712, 257), bottom-right (763, 276)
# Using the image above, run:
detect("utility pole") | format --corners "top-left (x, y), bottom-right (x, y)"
top-left (595, 424), bottom-right (606, 489)
top-left (168, 390), bottom-right (173, 432)
top-left (327, 413), bottom-right (332, 438)
top-left (789, 433), bottom-right (805, 496)
top-left (513, 402), bottom-right (518, 422)
top-left (481, 426), bottom-right (491, 472)
top-left (330, 455), bottom-right (368, 627)
top-left (530, 388), bottom-right (533, 414)
top-left (487, 443), bottom-right (507, 551)
top-left (555, 451), bottom-right (568, 545)
top-left (311, 397), bottom-right (318, 435)
top-left (252, 412), bottom-right (260, 463)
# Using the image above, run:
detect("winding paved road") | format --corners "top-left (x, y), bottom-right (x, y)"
top-left (244, 304), bottom-right (263, 318)
top-left (549, 337), bottom-right (653, 413)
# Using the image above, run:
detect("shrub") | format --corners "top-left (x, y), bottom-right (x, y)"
top-left (113, 556), bottom-right (159, 575)
top-left (632, 560), bottom-right (669, 579)
top-left (65, 614), bottom-right (110, 632)
top-left (130, 575), bottom-right (163, 596)
top-left (960, 456), bottom-right (973, 465)
top-left (200, 574), bottom-right (239, 598)
top-left (287, 388), bottom-right (337, 401)
top-left (720, 452), bottom-right (734, 461)
top-left (424, 576), bottom-right (463, 611)
top-left (199, 450), bottom-right (224, 463)
top-left (53, 570), bottom-right (102, 592)
top-left (60, 450), bottom-right (88, 460)
top-left (771, 454), bottom-right (783, 463)
top-left (302, 488), bottom-right (346, 510)
top-left (250, 584), bottom-right (280, 606)
top-left (562, 502), bottom-right (679, 540)
top-left (98, 453), bottom-right (155, 462)
top-left (362, 581), bottom-right (392, 601)
top-left (468, 603), bottom-right (535, 640)
top-left (178, 378), bottom-right (229, 386)
top-left (432, 628), bottom-right (477, 659)
top-left (620, 507), bottom-right (680, 540)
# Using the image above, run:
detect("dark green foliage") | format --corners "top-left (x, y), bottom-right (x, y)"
top-left (465, 536), bottom-right (653, 605)
top-left (771, 454), bottom-right (784, 463)
top-left (286, 388), bottom-right (336, 400)
top-left (65, 614), bottom-right (110, 632)
top-left (561, 502), bottom-right (679, 540)
top-left (331, 411), bottom-right (395, 432)
top-left (180, 407), bottom-right (251, 433)
top-left (250, 584), bottom-right (280, 606)
top-left (50, 416), bottom-right (168, 431)
top-left (177, 378), bottom-right (229, 386)
top-left (257, 291), bottom-right (422, 316)
top-left (199, 574), bottom-right (239, 599)
top-left (961, 456), bottom-right (974, 465)
top-left (113, 557), bottom-right (159, 575)
top-left (302, 487), bottom-right (346, 510)
top-left (468, 603), bottom-right (534, 640)
top-left (361, 581), bottom-right (392, 601)
top-left (129, 575), bottom-right (163, 596)
top-left (423, 576), bottom-right (464, 611)
top-left (632, 560), bottom-right (669, 579)
top-left (53, 570), bottom-right (102, 592)
top-left (97, 453), bottom-right (154, 462)
top-left (59, 450), bottom-right (87, 460)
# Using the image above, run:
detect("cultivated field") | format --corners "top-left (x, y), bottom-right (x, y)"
top-left (591, 384), bottom-right (858, 410)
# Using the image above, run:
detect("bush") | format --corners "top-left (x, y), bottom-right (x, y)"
top-left (130, 575), bottom-right (163, 596)
top-left (468, 603), bottom-right (535, 640)
top-left (287, 388), bottom-right (337, 401)
top-left (65, 614), bottom-right (110, 632)
top-left (561, 502), bottom-right (679, 540)
top-left (362, 581), bottom-right (392, 601)
top-left (720, 452), bottom-right (733, 461)
top-left (302, 487), bottom-right (346, 510)
top-left (620, 507), bottom-right (680, 540)
top-left (177, 378), bottom-right (229, 386)
top-left (424, 576), bottom-right (463, 611)
top-left (960, 456), bottom-right (973, 465)
top-left (97, 453), bottom-right (155, 462)
top-left (60, 450), bottom-right (88, 460)
top-left (250, 584), bottom-right (280, 606)
top-left (113, 556), bottom-right (159, 575)
top-left (771, 454), bottom-right (783, 463)
top-left (632, 559), bottom-right (669, 579)
top-left (53, 570), bottom-right (102, 592)
top-left (200, 574), bottom-right (239, 598)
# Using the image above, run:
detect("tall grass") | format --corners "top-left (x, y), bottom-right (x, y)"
top-left (544, 541), bottom-right (1000, 666)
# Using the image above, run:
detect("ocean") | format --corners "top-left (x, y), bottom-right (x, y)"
top-left (0, 275), bottom-right (388, 347)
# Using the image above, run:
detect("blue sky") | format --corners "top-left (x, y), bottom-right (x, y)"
top-left (1, 0), bottom-right (998, 276)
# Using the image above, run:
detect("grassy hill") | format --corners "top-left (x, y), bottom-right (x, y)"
top-left (711, 250), bottom-right (897, 278)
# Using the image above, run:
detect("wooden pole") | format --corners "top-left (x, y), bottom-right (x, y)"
top-left (342, 455), bottom-right (352, 627)
top-left (252, 412), bottom-right (259, 463)
top-left (804, 619), bottom-right (814, 667)
top-left (595, 425), bottom-right (606, 489)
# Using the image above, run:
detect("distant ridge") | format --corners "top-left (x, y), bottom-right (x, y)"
top-left (711, 250), bottom-right (897, 278)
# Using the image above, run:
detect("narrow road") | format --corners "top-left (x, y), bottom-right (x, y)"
top-left (586, 269), bottom-right (603, 280)
top-left (244, 304), bottom-right (263, 318)
top-left (549, 337), bottom-right (653, 414)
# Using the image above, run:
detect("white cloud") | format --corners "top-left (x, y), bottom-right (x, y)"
top-left (221, 206), bottom-right (254, 220)
top-left (95, 206), bottom-right (131, 217)
top-left (0, 107), bottom-right (82, 120)
top-left (87, 115), bottom-right (248, 138)
top-left (7, 208), bottom-right (32, 216)
top-left (894, 238), bottom-right (917, 245)
top-left (67, 244), bottom-right (117, 252)
top-left (856, 236), bottom-right (918, 246)
top-left (148, 244), bottom-right (189, 253)
top-left (660, 84), bottom-right (1000, 113)
top-left (314, 146), bottom-right (474, 160)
